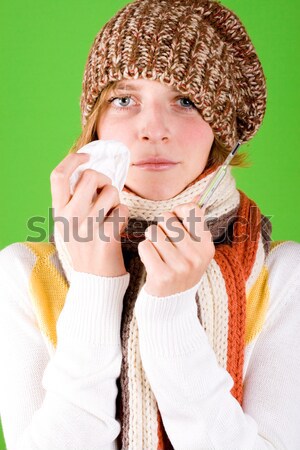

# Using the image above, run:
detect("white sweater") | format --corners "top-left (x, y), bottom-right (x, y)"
top-left (0, 240), bottom-right (299, 450)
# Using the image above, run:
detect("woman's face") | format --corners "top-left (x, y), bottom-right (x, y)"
top-left (96, 78), bottom-right (214, 200)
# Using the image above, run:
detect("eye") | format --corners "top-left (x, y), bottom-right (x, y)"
top-left (108, 96), bottom-right (134, 108)
top-left (177, 97), bottom-right (196, 109)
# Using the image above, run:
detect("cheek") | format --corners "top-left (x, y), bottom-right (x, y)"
top-left (178, 120), bottom-right (214, 147)
top-left (97, 116), bottom-right (128, 141)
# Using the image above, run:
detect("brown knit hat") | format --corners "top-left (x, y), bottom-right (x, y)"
top-left (80, 0), bottom-right (267, 150)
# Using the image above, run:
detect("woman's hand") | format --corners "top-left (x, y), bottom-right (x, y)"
top-left (137, 196), bottom-right (215, 297)
top-left (50, 152), bottom-right (129, 277)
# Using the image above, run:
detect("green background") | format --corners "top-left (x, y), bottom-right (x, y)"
top-left (0, 0), bottom-right (299, 447)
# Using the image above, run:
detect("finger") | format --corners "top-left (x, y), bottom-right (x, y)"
top-left (115, 203), bottom-right (129, 235)
top-left (138, 238), bottom-right (166, 274)
top-left (50, 152), bottom-right (90, 209)
top-left (171, 202), bottom-right (210, 243)
top-left (146, 223), bottom-right (198, 275)
top-left (171, 202), bottom-right (215, 266)
top-left (145, 225), bottom-right (178, 265)
top-left (151, 211), bottom-right (214, 275)
top-left (70, 169), bottom-right (113, 217)
top-left (90, 184), bottom-right (120, 221)
top-left (102, 203), bottom-right (129, 242)
top-left (156, 212), bottom-right (190, 247)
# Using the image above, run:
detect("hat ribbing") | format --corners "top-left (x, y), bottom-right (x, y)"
top-left (80, 0), bottom-right (267, 150)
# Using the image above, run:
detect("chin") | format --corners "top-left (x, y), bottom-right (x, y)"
top-left (128, 185), bottom-right (183, 201)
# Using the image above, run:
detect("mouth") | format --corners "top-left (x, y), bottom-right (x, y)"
top-left (133, 157), bottom-right (179, 171)
top-left (133, 162), bottom-right (179, 171)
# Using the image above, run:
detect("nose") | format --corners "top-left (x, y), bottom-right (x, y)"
top-left (137, 104), bottom-right (170, 143)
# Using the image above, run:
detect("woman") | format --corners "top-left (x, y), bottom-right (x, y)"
top-left (0, 0), bottom-right (299, 449)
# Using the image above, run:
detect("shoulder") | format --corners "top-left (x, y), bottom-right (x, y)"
top-left (0, 241), bottom-right (64, 274)
top-left (0, 242), bottom-right (62, 314)
top-left (266, 240), bottom-right (300, 294)
top-left (0, 242), bottom-right (37, 285)
top-left (0, 242), bottom-right (38, 319)
top-left (0, 241), bottom-right (58, 279)
top-left (264, 240), bottom-right (300, 324)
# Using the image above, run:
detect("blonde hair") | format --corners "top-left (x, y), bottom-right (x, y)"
top-left (69, 81), bottom-right (249, 168)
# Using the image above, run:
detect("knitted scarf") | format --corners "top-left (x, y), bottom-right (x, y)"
top-left (48, 164), bottom-right (271, 449)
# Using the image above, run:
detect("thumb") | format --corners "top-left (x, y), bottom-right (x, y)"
top-left (117, 204), bottom-right (129, 234)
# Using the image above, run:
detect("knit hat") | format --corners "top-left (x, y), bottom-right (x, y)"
top-left (80, 0), bottom-right (267, 150)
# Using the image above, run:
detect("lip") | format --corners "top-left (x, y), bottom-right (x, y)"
top-left (134, 157), bottom-right (178, 165)
top-left (133, 157), bottom-right (179, 171)
top-left (134, 163), bottom-right (178, 171)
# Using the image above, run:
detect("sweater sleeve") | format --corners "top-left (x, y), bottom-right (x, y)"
top-left (134, 243), bottom-right (300, 450)
top-left (0, 243), bottom-right (130, 450)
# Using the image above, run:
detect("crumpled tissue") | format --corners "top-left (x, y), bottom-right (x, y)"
top-left (69, 139), bottom-right (131, 195)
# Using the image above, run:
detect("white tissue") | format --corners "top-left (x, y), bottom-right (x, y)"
top-left (69, 140), bottom-right (131, 195)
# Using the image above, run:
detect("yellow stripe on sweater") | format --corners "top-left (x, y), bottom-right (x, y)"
top-left (245, 265), bottom-right (270, 345)
top-left (23, 242), bottom-right (68, 348)
top-left (270, 240), bottom-right (285, 251)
